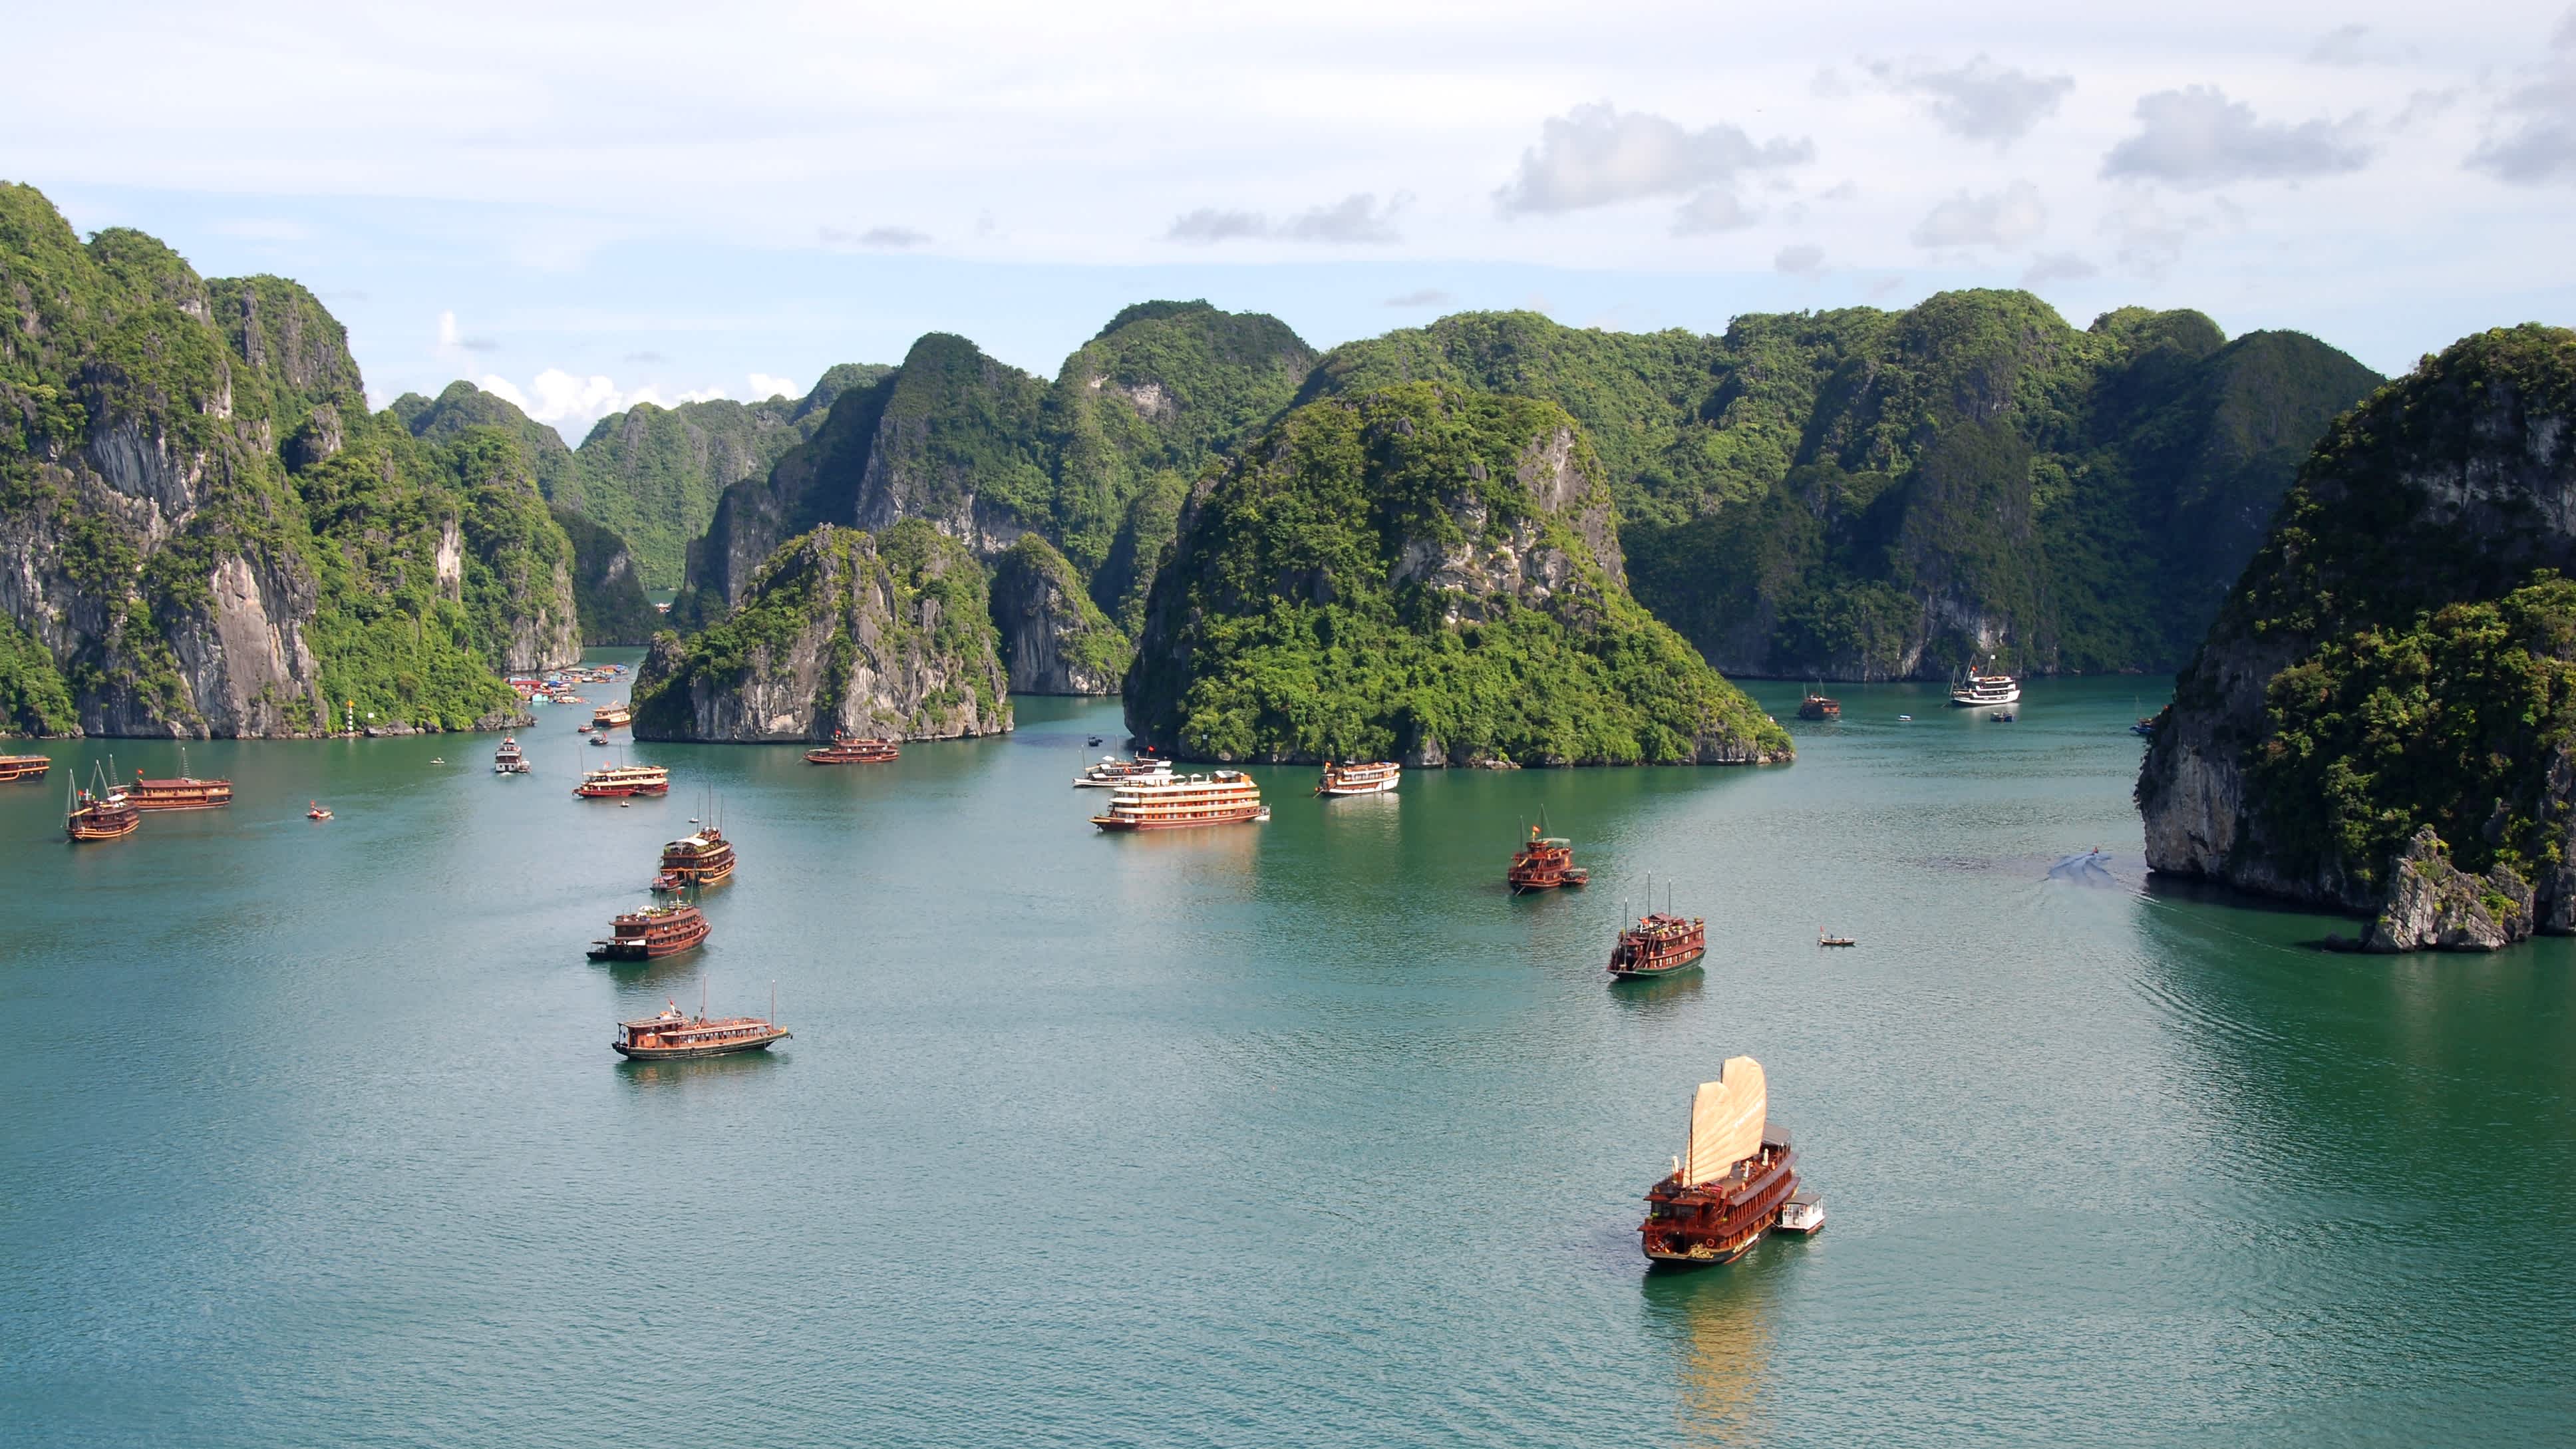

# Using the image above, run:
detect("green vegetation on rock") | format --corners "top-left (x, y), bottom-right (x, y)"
top-left (1309, 294), bottom-right (2382, 678)
top-left (0, 609), bottom-right (77, 736)
top-left (1124, 383), bottom-right (1790, 766)
top-left (0, 182), bottom-right (575, 736)
top-left (552, 504), bottom-right (663, 645)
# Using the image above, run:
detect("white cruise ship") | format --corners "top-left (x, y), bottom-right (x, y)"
top-left (1949, 661), bottom-right (2021, 707)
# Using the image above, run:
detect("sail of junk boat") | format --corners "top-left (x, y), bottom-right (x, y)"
top-left (805, 733), bottom-right (900, 764)
top-left (612, 998), bottom-right (788, 1060)
top-left (575, 762), bottom-right (670, 798)
top-left (1315, 760), bottom-right (1400, 796)
top-left (1640, 1056), bottom-right (1801, 1267)
top-left (126, 746), bottom-right (232, 810)
top-left (65, 760), bottom-right (141, 842)
top-left (1090, 770), bottom-right (1269, 831)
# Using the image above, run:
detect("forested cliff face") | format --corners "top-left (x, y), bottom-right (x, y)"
top-left (2137, 326), bottom-right (2576, 947)
top-left (676, 301), bottom-right (1313, 692)
top-left (1122, 383), bottom-right (1789, 766)
top-left (630, 520), bottom-right (1009, 742)
top-left (1305, 295), bottom-right (2381, 680)
top-left (0, 183), bottom-right (578, 737)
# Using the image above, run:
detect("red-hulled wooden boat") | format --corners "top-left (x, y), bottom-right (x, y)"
top-left (126, 750), bottom-right (233, 810)
top-left (653, 827), bottom-right (736, 889)
top-left (1609, 910), bottom-right (1707, 980)
top-left (804, 733), bottom-right (899, 764)
top-left (0, 754), bottom-right (52, 782)
top-left (613, 1001), bottom-right (788, 1060)
top-left (586, 903), bottom-right (709, 961)
top-left (1506, 824), bottom-right (1589, 893)
top-left (575, 764), bottom-right (669, 798)
top-left (1641, 1056), bottom-right (1800, 1268)
top-left (1796, 692), bottom-right (1840, 720)
top-left (65, 764), bottom-right (140, 842)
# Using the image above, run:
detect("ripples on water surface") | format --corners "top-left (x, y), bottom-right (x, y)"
top-left (3, 669), bottom-right (2570, 1446)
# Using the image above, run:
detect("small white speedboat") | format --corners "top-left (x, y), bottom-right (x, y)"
top-left (1777, 1190), bottom-right (1825, 1235)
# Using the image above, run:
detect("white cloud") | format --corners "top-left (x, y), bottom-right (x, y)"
top-left (2021, 251), bottom-right (2100, 285)
top-left (436, 309), bottom-right (496, 354)
top-left (1911, 182), bottom-right (2048, 249)
top-left (1869, 55), bottom-right (2074, 148)
top-left (1775, 243), bottom-right (1827, 275)
top-left (1167, 193), bottom-right (1404, 245)
top-left (2469, 9), bottom-right (2576, 186)
top-left (1493, 102), bottom-right (1810, 216)
top-left (2102, 86), bottom-right (2372, 188)
top-left (747, 373), bottom-right (798, 400)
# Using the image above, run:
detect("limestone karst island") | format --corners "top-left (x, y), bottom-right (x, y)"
top-left (7, 8), bottom-right (2572, 1443)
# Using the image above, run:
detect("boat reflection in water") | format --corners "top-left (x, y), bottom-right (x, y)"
top-left (1639, 1246), bottom-right (1789, 1447)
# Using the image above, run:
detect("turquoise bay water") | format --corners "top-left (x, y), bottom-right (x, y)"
top-left (3, 668), bottom-right (2570, 1446)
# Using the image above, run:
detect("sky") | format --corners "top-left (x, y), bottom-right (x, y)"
top-left (7, 0), bottom-right (2572, 442)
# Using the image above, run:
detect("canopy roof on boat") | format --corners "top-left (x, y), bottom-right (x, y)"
top-left (1686, 1056), bottom-right (1766, 1186)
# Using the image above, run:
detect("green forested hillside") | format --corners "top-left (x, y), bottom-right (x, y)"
top-left (1308, 295), bottom-right (2381, 678)
top-left (0, 182), bottom-right (577, 735)
top-left (1123, 383), bottom-right (1789, 765)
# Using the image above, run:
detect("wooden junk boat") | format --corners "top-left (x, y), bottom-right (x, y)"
top-left (1315, 760), bottom-right (1401, 796)
top-left (575, 763), bottom-right (670, 798)
top-left (652, 826), bottom-right (736, 891)
top-left (1641, 1056), bottom-right (1800, 1268)
top-left (1, 753), bottom-right (53, 783)
top-left (126, 748), bottom-right (232, 810)
top-left (1507, 824), bottom-right (1589, 893)
top-left (493, 737), bottom-right (530, 774)
top-left (65, 764), bottom-right (140, 842)
top-left (613, 1000), bottom-right (788, 1060)
top-left (1609, 902), bottom-right (1708, 980)
top-left (1796, 692), bottom-right (1841, 721)
top-left (805, 733), bottom-right (899, 764)
top-left (591, 703), bottom-right (632, 730)
top-left (586, 902), bottom-right (709, 961)
top-left (1090, 770), bottom-right (1269, 831)
top-left (1072, 753), bottom-right (1170, 788)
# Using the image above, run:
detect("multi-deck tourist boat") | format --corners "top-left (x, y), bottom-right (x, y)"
top-left (575, 763), bottom-right (670, 798)
top-left (1796, 692), bottom-right (1840, 720)
top-left (1507, 824), bottom-right (1589, 893)
top-left (494, 737), bottom-right (529, 774)
top-left (1090, 770), bottom-right (1269, 831)
top-left (585, 902), bottom-right (709, 961)
top-left (126, 749), bottom-right (232, 810)
top-left (591, 703), bottom-right (631, 730)
top-left (65, 764), bottom-right (140, 842)
top-left (1609, 906), bottom-right (1708, 979)
top-left (1072, 754), bottom-right (1170, 788)
top-left (652, 826), bottom-right (736, 891)
top-left (1949, 659), bottom-right (2020, 707)
top-left (1640, 1056), bottom-right (1800, 1268)
top-left (1315, 760), bottom-right (1401, 796)
top-left (0, 754), bottom-right (52, 782)
top-left (612, 1001), bottom-right (789, 1060)
top-left (805, 734), bottom-right (900, 764)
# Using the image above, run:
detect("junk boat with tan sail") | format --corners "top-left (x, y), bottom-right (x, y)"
top-left (591, 703), bottom-right (631, 730)
top-left (65, 762), bottom-right (140, 842)
top-left (805, 733), bottom-right (899, 764)
top-left (575, 762), bottom-right (669, 798)
top-left (1090, 770), bottom-right (1269, 831)
top-left (1641, 1056), bottom-right (1800, 1267)
top-left (586, 901), bottom-right (709, 961)
top-left (1609, 882), bottom-right (1706, 980)
top-left (126, 748), bottom-right (232, 810)
top-left (613, 997), bottom-right (788, 1060)
top-left (1072, 753), bottom-right (1170, 788)
top-left (1315, 760), bottom-right (1400, 796)
top-left (652, 826), bottom-right (736, 891)
top-left (493, 737), bottom-right (529, 774)
top-left (1507, 824), bottom-right (1589, 893)
top-left (1, 753), bottom-right (52, 783)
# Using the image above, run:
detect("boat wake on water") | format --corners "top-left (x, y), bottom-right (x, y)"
top-left (2046, 848), bottom-right (2121, 887)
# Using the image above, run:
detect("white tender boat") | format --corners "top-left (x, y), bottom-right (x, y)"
top-left (1777, 1190), bottom-right (1826, 1234)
